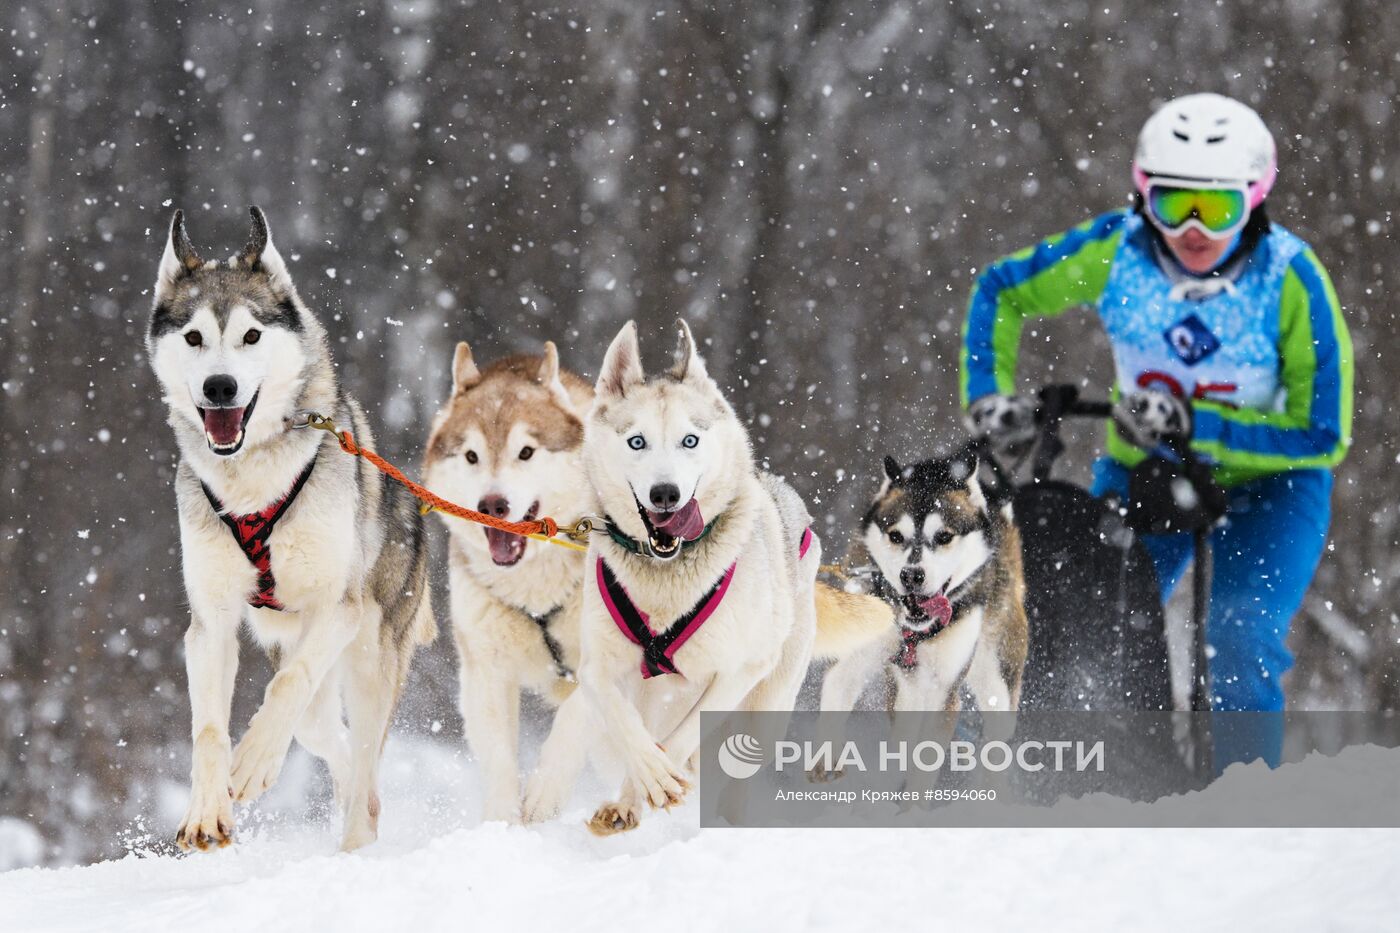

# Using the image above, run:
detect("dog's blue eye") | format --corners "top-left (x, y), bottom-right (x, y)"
top-left (681, 434), bottom-right (699, 449)
top-left (627, 435), bottom-right (646, 450)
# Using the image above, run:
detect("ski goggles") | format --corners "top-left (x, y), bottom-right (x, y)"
top-left (1144, 179), bottom-right (1251, 240)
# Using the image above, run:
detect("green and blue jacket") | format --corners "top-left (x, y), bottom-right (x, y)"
top-left (960, 209), bottom-right (1353, 486)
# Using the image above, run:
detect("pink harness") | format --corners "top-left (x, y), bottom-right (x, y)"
top-left (600, 526), bottom-right (814, 678)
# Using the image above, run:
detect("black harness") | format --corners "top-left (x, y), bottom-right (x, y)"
top-left (524, 602), bottom-right (574, 682)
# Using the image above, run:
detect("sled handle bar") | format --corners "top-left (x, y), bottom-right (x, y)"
top-left (1029, 385), bottom-right (1105, 482)
top-left (1027, 384), bottom-right (1206, 482)
top-left (1034, 383), bottom-right (1110, 424)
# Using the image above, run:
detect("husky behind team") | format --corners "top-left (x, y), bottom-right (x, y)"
top-left (818, 451), bottom-right (1028, 723)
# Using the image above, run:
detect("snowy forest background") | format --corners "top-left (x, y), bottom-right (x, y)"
top-left (1, 0), bottom-right (1395, 866)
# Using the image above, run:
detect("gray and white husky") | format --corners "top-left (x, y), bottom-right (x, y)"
top-left (523, 320), bottom-right (890, 833)
top-left (147, 207), bottom-right (435, 852)
top-left (422, 341), bottom-right (593, 822)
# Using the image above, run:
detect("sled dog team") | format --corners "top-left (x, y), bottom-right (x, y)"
top-left (149, 208), bottom-right (1028, 852)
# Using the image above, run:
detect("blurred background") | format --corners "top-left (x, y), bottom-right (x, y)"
top-left (1, 0), bottom-right (1395, 866)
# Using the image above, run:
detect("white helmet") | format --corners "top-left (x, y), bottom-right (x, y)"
top-left (1133, 93), bottom-right (1276, 208)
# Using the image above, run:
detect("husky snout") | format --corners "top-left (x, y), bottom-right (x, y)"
top-left (197, 375), bottom-right (258, 456)
top-left (641, 492), bottom-right (706, 544)
top-left (897, 564), bottom-right (954, 629)
top-left (479, 494), bottom-right (538, 566)
top-left (648, 482), bottom-right (682, 511)
top-left (203, 374), bottom-right (239, 405)
top-left (477, 493), bottom-right (511, 518)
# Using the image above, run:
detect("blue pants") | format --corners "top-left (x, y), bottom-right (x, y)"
top-left (1090, 459), bottom-right (1332, 713)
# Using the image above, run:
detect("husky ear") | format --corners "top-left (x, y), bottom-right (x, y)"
top-left (237, 206), bottom-right (269, 269)
top-left (966, 471), bottom-right (988, 513)
top-left (597, 320), bottom-right (645, 398)
top-left (452, 341), bottom-right (482, 394)
top-left (157, 209), bottom-right (200, 295)
top-left (951, 448), bottom-right (987, 511)
top-left (538, 340), bottom-right (561, 385)
top-left (538, 341), bottom-right (577, 413)
top-left (877, 455), bottom-right (902, 497)
top-left (950, 446), bottom-right (978, 484)
top-left (239, 206), bottom-right (294, 293)
top-left (668, 318), bottom-right (710, 384)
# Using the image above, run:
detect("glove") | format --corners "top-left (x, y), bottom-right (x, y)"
top-left (964, 394), bottom-right (1038, 453)
top-left (1114, 390), bottom-right (1192, 450)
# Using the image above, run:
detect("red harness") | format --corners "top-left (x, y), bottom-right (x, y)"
top-left (599, 526), bottom-right (814, 678)
top-left (201, 458), bottom-right (317, 611)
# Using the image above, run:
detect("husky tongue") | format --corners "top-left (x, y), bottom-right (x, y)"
top-left (917, 592), bottom-right (953, 628)
top-left (202, 407), bottom-right (245, 447)
top-left (485, 527), bottom-right (526, 566)
top-left (648, 498), bottom-right (705, 541)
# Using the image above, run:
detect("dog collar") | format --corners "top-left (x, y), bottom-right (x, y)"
top-left (201, 453), bottom-right (318, 611)
top-left (602, 516), bottom-right (716, 558)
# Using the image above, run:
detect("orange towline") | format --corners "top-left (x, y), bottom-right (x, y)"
top-left (295, 412), bottom-right (591, 551)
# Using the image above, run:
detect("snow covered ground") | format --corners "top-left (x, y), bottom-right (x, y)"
top-left (3, 736), bottom-right (1398, 932)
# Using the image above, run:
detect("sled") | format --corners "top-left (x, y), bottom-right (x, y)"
top-left (981, 385), bottom-right (1227, 723)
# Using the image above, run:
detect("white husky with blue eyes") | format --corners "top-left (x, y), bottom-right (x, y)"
top-left (522, 319), bottom-right (890, 834)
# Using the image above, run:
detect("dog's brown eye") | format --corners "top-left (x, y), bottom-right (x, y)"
top-left (519, 446), bottom-right (534, 461)
top-left (888, 530), bottom-right (905, 545)
top-left (465, 450), bottom-right (478, 464)
top-left (244, 328), bottom-right (261, 345)
top-left (933, 531), bottom-right (955, 547)
top-left (184, 331), bottom-right (203, 347)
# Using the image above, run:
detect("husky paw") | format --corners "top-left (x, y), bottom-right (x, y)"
top-left (628, 743), bottom-right (690, 810)
top-left (230, 718), bottom-right (294, 803)
top-left (521, 773), bottom-right (566, 824)
top-left (587, 802), bottom-right (641, 836)
top-left (340, 820), bottom-right (378, 852)
top-left (176, 784), bottom-right (235, 852)
top-left (335, 788), bottom-right (381, 852)
top-left (481, 798), bottom-right (523, 825)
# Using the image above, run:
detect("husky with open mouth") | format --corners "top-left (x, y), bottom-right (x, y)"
top-left (818, 450), bottom-right (1028, 722)
top-left (147, 207), bottom-right (436, 852)
top-left (522, 320), bottom-right (891, 833)
top-left (422, 341), bottom-right (593, 822)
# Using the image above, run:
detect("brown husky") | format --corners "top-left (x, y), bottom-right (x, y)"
top-left (422, 342), bottom-right (593, 822)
